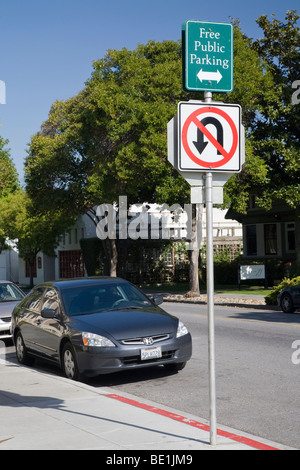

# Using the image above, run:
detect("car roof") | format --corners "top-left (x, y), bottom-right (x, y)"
top-left (35, 277), bottom-right (128, 291)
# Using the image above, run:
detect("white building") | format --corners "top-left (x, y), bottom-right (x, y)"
top-left (0, 244), bottom-right (19, 282)
top-left (18, 206), bottom-right (242, 285)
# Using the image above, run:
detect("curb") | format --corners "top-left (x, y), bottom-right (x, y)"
top-left (157, 293), bottom-right (278, 310)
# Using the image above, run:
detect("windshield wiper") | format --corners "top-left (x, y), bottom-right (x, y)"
top-left (109, 305), bottom-right (145, 311)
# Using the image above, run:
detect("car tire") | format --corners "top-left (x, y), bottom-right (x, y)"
top-left (280, 293), bottom-right (296, 314)
top-left (62, 343), bottom-right (82, 381)
top-left (164, 362), bottom-right (186, 372)
top-left (15, 331), bottom-right (34, 366)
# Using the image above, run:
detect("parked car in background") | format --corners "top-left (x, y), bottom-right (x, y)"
top-left (0, 281), bottom-right (25, 341)
top-left (278, 285), bottom-right (300, 313)
top-left (11, 277), bottom-right (192, 381)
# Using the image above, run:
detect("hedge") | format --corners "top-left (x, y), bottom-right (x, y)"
top-left (265, 276), bottom-right (300, 305)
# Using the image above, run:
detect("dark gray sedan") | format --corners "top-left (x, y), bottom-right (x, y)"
top-left (11, 278), bottom-right (192, 381)
top-left (278, 285), bottom-right (300, 313)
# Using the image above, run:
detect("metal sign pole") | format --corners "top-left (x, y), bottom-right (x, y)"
top-left (204, 91), bottom-right (217, 446)
top-left (205, 171), bottom-right (217, 446)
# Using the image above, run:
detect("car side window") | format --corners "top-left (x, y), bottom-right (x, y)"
top-left (41, 288), bottom-right (60, 315)
top-left (23, 288), bottom-right (45, 313)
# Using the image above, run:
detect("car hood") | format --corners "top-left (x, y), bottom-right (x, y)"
top-left (69, 306), bottom-right (178, 340)
top-left (0, 300), bottom-right (21, 319)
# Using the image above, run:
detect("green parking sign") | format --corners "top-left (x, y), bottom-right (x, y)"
top-left (182, 20), bottom-right (233, 93)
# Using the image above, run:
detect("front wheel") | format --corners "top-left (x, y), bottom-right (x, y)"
top-left (62, 343), bottom-right (82, 381)
top-left (281, 293), bottom-right (296, 313)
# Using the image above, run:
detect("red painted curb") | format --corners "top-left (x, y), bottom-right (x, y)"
top-left (106, 393), bottom-right (279, 451)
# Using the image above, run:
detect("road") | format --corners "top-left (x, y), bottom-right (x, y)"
top-left (91, 301), bottom-right (300, 449)
top-left (4, 301), bottom-right (300, 448)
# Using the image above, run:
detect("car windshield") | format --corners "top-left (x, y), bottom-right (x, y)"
top-left (0, 283), bottom-right (24, 302)
top-left (61, 282), bottom-right (152, 316)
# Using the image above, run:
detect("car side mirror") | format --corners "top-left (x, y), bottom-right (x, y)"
top-left (152, 295), bottom-right (163, 306)
top-left (41, 308), bottom-right (58, 319)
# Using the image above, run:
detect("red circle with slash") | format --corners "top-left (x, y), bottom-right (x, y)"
top-left (182, 106), bottom-right (238, 168)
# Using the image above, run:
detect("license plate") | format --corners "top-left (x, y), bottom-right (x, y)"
top-left (141, 346), bottom-right (162, 361)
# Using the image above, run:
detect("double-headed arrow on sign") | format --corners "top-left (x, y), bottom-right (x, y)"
top-left (197, 69), bottom-right (223, 84)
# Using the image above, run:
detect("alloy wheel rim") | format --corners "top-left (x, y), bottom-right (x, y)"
top-left (64, 349), bottom-right (75, 378)
top-left (16, 336), bottom-right (24, 361)
top-left (283, 296), bottom-right (291, 310)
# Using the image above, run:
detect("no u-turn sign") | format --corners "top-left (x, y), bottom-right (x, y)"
top-left (178, 101), bottom-right (242, 172)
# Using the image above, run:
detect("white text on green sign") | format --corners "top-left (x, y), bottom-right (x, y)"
top-left (183, 21), bottom-right (233, 93)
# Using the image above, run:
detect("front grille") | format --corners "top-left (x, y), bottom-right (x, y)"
top-left (122, 350), bottom-right (174, 366)
top-left (121, 334), bottom-right (170, 345)
top-left (0, 317), bottom-right (11, 323)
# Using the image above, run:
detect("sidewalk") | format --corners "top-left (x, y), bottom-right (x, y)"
top-left (0, 358), bottom-right (293, 450)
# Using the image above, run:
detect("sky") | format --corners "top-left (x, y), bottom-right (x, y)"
top-left (0, 0), bottom-right (299, 183)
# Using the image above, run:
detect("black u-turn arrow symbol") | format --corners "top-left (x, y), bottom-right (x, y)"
top-left (193, 117), bottom-right (224, 155)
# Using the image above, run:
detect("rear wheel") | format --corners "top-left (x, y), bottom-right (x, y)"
top-left (281, 293), bottom-right (296, 313)
top-left (15, 331), bottom-right (34, 366)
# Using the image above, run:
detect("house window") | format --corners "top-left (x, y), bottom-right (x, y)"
top-left (286, 223), bottom-right (296, 252)
top-left (245, 225), bottom-right (257, 256)
top-left (264, 224), bottom-right (277, 255)
top-left (59, 250), bottom-right (85, 278)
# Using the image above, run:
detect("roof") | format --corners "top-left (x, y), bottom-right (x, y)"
top-left (39, 277), bottom-right (127, 291)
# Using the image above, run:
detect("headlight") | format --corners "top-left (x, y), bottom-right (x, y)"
top-left (176, 320), bottom-right (189, 338)
top-left (82, 332), bottom-right (115, 347)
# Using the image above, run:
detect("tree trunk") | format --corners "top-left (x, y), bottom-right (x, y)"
top-left (87, 209), bottom-right (119, 277)
top-left (28, 259), bottom-right (35, 289)
top-left (109, 239), bottom-right (118, 277)
top-left (187, 204), bottom-right (202, 297)
top-left (101, 238), bottom-right (118, 277)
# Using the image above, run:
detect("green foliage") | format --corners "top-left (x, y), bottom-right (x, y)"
top-left (0, 190), bottom-right (75, 261)
top-left (25, 41), bottom-right (191, 213)
top-left (0, 136), bottom-right (19, 198)
top-left (0, 135), bottom-right (20, 251)
top-left (200, 244), bottom-right (242, 285)
top-left (226, 11), bottom-right (300, 212)
top-left (23, 18), bottom-right (300, 276)
top-left (25, 28), bottom-right (274, 216)
top-left (265, 276), bottom-right (300, 305)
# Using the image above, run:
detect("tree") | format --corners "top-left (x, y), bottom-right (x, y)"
top-left (225, 11), bottom-right (300, 270)
top-left (25, 41), bottom-right (191, 278)
top-left (0, 135), bottom-right (20, 252)
top-left (0, 190), bottom-right (75, 287)
top-left (25, 26), bottom-right (275, 289)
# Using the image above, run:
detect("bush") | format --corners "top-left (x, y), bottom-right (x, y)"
top-left (265, 276), bottom-right (300, 305)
